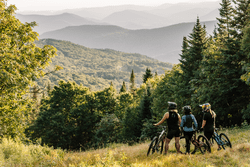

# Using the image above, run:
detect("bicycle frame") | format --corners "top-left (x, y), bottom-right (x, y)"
top-left (213, 130), bottom-right (224, 146)
top-left (154, 126), bottom-right (167, 150)
top-left (180, 131), bottom-right (211, 154)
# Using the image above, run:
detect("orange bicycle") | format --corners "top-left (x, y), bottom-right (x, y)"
top-left (179, 131), bottom-right (211, 154)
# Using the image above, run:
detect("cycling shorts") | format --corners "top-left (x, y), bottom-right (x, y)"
top-left (167, 128), bottom-right (180, 139)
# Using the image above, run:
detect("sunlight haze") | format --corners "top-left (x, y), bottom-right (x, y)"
top-left (7, 0), bottom-right (219, 11)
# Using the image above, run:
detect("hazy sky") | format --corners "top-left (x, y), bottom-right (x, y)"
top-left (7, 0), bottom-right (219, 11)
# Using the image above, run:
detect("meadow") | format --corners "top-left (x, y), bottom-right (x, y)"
top-left (0, 125), bottom-right (250, 167)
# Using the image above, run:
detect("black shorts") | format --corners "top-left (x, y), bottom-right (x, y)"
top-left (167, 128), bottom-right (180, 139)
top-left (204, 129), bottom-right (214, 141)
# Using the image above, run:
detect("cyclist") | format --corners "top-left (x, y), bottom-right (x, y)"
top-left (200, 103), bottom-right (218, 149)
top-left (180, 105), bottom-right (198, 154)
top-left (153, 102), bottom-right (182, 154)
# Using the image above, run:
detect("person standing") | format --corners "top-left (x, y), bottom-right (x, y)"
top-left (200, 103), bottom-right (217, 148)
top-left (153, 102), bottom-right (182, 154)
top-left (180, 105), bottom-right (198, 154)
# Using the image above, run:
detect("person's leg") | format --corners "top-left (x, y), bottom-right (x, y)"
top-left (184, 132), bottom-right (189, 153)
top-left (164, 138), bottom-right (171, 154)
top-left (174, 137), bottom-right (182, 153)
top-left (184, 131), bottom-right (192, 154)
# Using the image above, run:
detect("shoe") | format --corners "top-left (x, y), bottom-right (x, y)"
top-left (217, 147), bottom-right (222, 151)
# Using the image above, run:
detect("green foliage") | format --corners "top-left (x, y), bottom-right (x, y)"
top-left (35, 39), bottom-right (173, 92)
top-left (115, 92), bottom-right (134, 120)
top-left (0, 1), bottom-right (57, 139)
top-left (26, 80), bottom-right (94, 149)
top-left (94, 114), bottom-right (121, 147)
top-left (119, 81), bottom-right (127, 93)
top-left (0, 137), bottom-right (65, 166)
top-left (95, 85), bottom-right (117, 116)
top-left (143, 68), bottom-right (153, 83)
top-left (122, 106), bottom-right (141, 143)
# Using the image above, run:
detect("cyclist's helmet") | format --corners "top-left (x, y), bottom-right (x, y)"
top-left (201, 103), bottom-right (211, 112)
top-left (168, 102), bottom-right (177, 110)
top-left (183, 105), bottom-right (191, 114)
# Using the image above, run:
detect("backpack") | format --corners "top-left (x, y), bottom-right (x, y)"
top-left (184, 115), bottom-right (193, 128)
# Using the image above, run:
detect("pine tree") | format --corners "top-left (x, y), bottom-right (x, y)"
top-left (143, 68), bottom-right (153, 83)
top-left (217, 0), bottom-right (235, 39)
top-left (232, 0), bottom-right (250, 39)
top-left (120, 81), bottom-right (127, 93)
top-left (179, 17), bottom-right (208, 104)
top-left (197, 0), bottom-right (250, 126)
top-left (130, 69), bottom-right (136, 95)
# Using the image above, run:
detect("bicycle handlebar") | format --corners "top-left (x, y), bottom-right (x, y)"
top-left (157, 125), bottom-right (167, 129)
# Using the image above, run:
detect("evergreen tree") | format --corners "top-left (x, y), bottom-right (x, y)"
top-left (217, 0), bottom-right (235, 39)
top-left (129, 69), bottom-right (136, 95)
top-left (139, 85), bottom-right (152, 121)
top-left (143, 68), bottom-right (153, 83)
top-left (197, 0), bottom-right (250, 126)
top-left (232, 0), bottom-right (250, 39)
top-left (120, 81), bottom-right (127, 93)
top-left (179, 17), bottom-right (208, 105)
top-left (240, 21), bottom-right (250, 120)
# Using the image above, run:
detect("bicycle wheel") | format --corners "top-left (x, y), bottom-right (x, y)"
top-left (156, 137), bottom-right (164, 154)
top-left (179, 136), bottom-right (196, 154)
top-left (197, 135), bottom-right (211, 154)
top-left (147, 137), bottom-right (157, 156)
top-left (220, 133), bottom-right (232, 148)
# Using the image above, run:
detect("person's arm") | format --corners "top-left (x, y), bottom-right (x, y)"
top-left (154, 112), bottom-right (169, 126)
top-left (192, 115), bottom-right (198, 130)
top-left (212, 110), bottom-right (216, 128)
top-left (201, 120), bottom-right (206, 129)
top-left (180, 116), bottom-right (184, 128)
top-left (178, 113), bottom-right (181, 126)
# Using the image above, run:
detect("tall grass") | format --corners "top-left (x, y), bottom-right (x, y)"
top-left (0, 126), bottom-right (250, 166)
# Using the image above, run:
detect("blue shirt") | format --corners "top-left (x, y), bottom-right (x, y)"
top-left (180, 114), bottom-right (198, 132)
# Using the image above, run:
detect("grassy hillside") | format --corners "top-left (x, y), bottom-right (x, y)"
top-left (0, 126), bottom-right (249, 166)
top-left (35, 39), bottom-right (172, 91)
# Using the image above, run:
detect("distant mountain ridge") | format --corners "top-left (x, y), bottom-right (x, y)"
top-left (39, 20), bottom-right (218, 64)
top-left (16, 13), bottom-right (108, 34)
top-left (15, 1), bottom-right (221, 64)
top-left (17, 2), bottom-right (220, 30)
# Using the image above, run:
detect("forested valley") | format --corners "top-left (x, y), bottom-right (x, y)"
top-left (1, 0), bottom-right (250, 154)
top-left (34, 38), bottom-right (173, 92)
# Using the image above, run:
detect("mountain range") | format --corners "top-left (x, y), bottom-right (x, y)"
top-left (16, 1), bottom-right (221, 64)
top-left (39, 21), bottom-right (217, 64)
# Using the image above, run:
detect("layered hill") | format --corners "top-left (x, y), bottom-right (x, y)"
top-left (16, 13), bottom-right (107, 34)
top-left (39, 21), bottom-right (218, 64)
top-left (36, 39), bottom-right (173, 91)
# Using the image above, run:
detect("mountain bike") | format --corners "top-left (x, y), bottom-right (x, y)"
top-left (147, 125), bottom-right (167, 156)
top-left (179, 131), bottom-right (211, 154)
top-left (211, 128), bottom-right (232, 150)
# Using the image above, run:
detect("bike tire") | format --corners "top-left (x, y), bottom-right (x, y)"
top-left (147, 137), bottom-right (157, 156)
top-left (157, 137), bottom-right (164, 154)
top-left (197, 135), bottom-right (211, 154)
top-left (219, 133), bottom-right (232, 149)
top-left (179, 136), bottom-right (196, 154)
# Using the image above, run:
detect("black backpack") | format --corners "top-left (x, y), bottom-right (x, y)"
top-left (184, 115), bottom-right (193, 128)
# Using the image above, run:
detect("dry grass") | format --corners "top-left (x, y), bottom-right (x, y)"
top-left (60, 126), bottom-right (250, 167)
top-left (0, 126), bottom-right (250, 166)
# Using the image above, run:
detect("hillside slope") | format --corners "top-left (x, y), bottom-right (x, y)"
top-left (39, 21), bottom-right (217, 64)
top-left (36, 39), bottom-right (173, 91)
